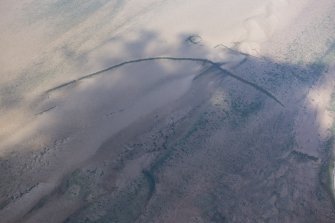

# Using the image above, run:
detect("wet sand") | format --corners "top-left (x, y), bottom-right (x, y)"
top-left (1, 0), bottom-right (335, 222)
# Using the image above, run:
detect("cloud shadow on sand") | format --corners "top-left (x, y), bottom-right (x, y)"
top-left (0, 30), bottom-right (335, 223)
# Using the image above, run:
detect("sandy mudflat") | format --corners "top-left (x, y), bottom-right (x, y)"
top-left (1, 0), bottom-right (335, 222)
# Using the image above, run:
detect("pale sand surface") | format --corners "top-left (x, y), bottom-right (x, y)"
top-left (1, 0), bottom-right (335, 222)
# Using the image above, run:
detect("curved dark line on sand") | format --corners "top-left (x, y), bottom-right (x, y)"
top-left (35, 106), bottom-right (56, 116)
top-left (46, 80), bottom-right (77, 93)
top-left (220, 66), bottom-right (285, 107)
top-left (46, 56), bottom-right (284, 107)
